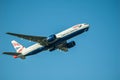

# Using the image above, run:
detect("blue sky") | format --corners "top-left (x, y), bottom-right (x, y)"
top-left (0, 0), bottom-right (120, 80)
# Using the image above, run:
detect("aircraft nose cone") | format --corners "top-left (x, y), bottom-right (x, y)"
top-left (82, 23), bottom-right (89, 29)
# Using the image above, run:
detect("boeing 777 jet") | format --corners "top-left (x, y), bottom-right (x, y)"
top-left (3, 23), bottom-right (89, 59)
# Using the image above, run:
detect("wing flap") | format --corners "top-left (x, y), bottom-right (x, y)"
top-left (58, 47), bottom-right (68, 52)
top-left (57, 41), bottom-right (68, 52)
top-left (6, 32), bottom-right (48, 46)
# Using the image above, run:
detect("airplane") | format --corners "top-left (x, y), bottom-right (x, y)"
top-left (3, 23), bottom-right (89, 59)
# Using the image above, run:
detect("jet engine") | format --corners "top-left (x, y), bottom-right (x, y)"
top-left (47, 34), bottom-right (57, 42)
top-left (66, 41), bottom-right (76, 48)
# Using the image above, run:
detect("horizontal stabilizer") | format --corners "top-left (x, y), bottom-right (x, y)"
top-left (3, 52), bottom-right (21, 56)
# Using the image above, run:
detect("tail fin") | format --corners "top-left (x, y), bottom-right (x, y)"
top-left (11, 40), bottom-right (26, 53)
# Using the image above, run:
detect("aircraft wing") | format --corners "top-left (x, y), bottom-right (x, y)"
top-left (58, 47), bottom-right (68, 52)
top-left (57, 41), bottom-right (68, 52)
top-left (3, 52), bottom-right (21, 56)
top-left (6, 32), bottom-right (48, 46)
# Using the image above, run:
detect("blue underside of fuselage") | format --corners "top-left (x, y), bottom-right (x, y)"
top-left (61, 28), bottom-right (86, 41)
top-left (26, 47), bottom-right (47, 56)
top-left (26, 28), bottom-right (88, 56)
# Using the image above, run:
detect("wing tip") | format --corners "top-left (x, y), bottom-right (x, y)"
top-left (6, 32), bottom-right (12, 35)
top-left (6, 32), bottom-right (9, 34)
top-left (6, 32), bottom-right (12, 34)
top-left (6, 32), bottom-right (18, 36)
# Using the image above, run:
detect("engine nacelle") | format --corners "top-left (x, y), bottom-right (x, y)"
top-left (47, 34), bottom-right (56, 42)
top-left (66, 41), bottom-right (76, 48)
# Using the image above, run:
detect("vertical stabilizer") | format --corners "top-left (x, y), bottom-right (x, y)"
top-left (11, 40), bottom-right (26, 53)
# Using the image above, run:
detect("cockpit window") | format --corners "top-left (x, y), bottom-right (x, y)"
top-left (84, 23), bottom-right (88, 25)
top-left (73, 24), bottom-right (82, 29)
top-left (78, 24), bottom-right (82, 28)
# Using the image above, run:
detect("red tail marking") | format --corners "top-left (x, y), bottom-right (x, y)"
top-left (13, 43), bottom-right (20, 46)
top-left (13, 55), bottom-right (18, 58)
top-left (17, 46), bottom-right (24, 53)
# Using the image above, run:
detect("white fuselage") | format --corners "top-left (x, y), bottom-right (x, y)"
top-left (22, 43), bottom-right (43, 55)
top-left (21, 23), bottom-right (89, 56)
top-left (56, 23), bottom-right (89, 38)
